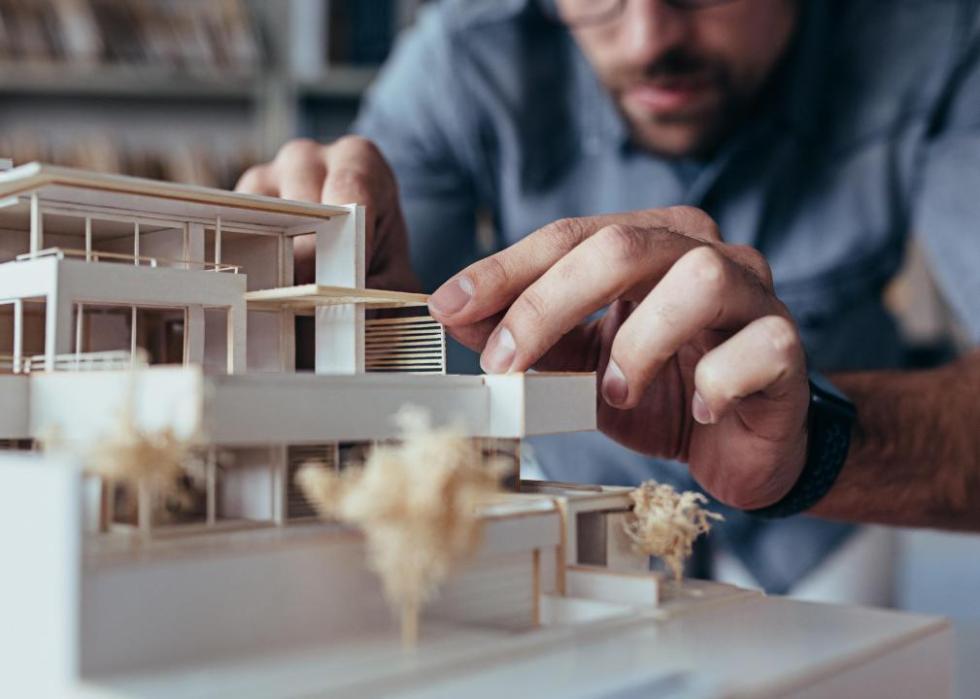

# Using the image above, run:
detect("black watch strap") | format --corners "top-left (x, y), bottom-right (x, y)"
top-left (747, 377), bottom-right (855, 519)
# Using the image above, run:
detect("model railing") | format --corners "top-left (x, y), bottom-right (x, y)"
top-left (0, 349), bottom-right (144, 374)
top-left (15, 247), bottom-right (241, 273)
top-left (364, 315), bottom-right (446, 374)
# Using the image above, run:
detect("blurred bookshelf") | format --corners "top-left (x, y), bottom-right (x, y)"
top-left (0, 0), bottom-right (425, 189)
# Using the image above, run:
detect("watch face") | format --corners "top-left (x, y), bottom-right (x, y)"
top-left (808, 370), bottom-right (857, 418)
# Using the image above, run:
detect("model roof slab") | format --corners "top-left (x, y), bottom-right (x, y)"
top-left (25, 367), bottom-right (597, 446)
top-left (0, 162), bottom-right (352, 231)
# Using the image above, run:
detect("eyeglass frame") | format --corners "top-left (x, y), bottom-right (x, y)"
top-left (548, 0), bottom-right (743, 28)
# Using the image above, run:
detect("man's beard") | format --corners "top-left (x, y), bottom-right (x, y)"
top-left (607, 48), bottom-right (744, 155)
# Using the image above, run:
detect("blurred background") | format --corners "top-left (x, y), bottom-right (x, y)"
top-left (0, 0), bottom-right (425, 187)
top-left (0, 0), bottom-right (978, 695)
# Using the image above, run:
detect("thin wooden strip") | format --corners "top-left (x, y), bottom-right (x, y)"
top-left (365, 329), bottom-right (443, 337)
top-left (364, 316), bottom-right (440, 326)
top-left (364, 347), bottom-right (442, 359)
top-left (364, 338), bottom-right (444, 348)
top-left (365, 340), bottom-right (443, 349)
top-left (365, 351), bottom-right (443, 359)
top-left (364, 319), bottom-right (441, 327)
top-left (364, 330), bottom-right (442, 342)
top-left (365, 361), bottom-right (445, 368)
top-left (365, 323), bottom-right (441, 330)
top-left (365, 320), bottom-right (441, 327)
top-left (364, 343), bottom-right (442, 355)
top-left (364, 360), bottom-right (443, 364)
top-left (364, 329), bottom-right (443, 337)
top-left (365, 366), bottom-right (444, 371)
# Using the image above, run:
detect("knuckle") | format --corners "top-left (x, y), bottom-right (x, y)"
top-left (474, 253), bottom-right (511, 292)
top-left (328, 167), bottom-right (372, 200)
top-left (682, 245), bottom-right (729, 289)
top-left (538, 217), bottom-right (589, 253)
top-left (758, 315), bottom-right (800, 356)
top-left (731, 245), bottom-right (774, 288)
top-left (235, 164), bottom-right (266, 189)
top-left (668, 206), bottom-right (722, 241)
top-left (334, 134), bottom-right (381, 158)
top-left (595, 224), bottom-right (650, 266)
top-left (512, 287), bottom-right (550, 325)
top-left (275, 138), bottom-right (322, 164)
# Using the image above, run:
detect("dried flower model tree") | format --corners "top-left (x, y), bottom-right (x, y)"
top-left (624, 480), bottom-right (724, 581)
top-left (299, 408), bottom-right (510, 646)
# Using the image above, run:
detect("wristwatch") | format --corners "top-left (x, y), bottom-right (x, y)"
top-left (747, 371), bottom-right (856, 519)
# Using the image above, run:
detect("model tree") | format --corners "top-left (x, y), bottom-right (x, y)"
top-left (298, 407), bottom-right (508, 647)
top-left (623, 480), bottom-right (723, 582)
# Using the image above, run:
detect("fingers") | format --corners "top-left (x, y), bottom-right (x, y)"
top-left (235, 136), bottom-right (413, 288)
top-left (272, 139), bottom-right (328, 203)
top-left (479, 224), bottom-right (709, 373)
top-left (235, 163), bottom-right (278, 196)
top-left (238, 136), bottom-right (395, 208)
top-left (428, 206), bottom-right (720, 324)
top-left (320, 136), bottom-right (393, 207)
top-left (322, 136), bottom-right (403, 274)
top-left (691, 314), bottom-right (808, 432)
top-left (600, 245), bottom-right (777, 407)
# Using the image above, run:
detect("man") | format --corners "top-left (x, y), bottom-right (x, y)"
top-left (237, 0), bottom-right (980, 591)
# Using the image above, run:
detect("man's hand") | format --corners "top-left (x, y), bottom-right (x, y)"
top-left (235, 137), bottom-right (419, 291)
top-left (428, 207), bottom-right (809, 510)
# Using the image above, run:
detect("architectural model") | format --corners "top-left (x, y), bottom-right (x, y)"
top-left (0, 163), bottom-right (956, 698)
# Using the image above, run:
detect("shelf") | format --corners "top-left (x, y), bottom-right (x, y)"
top-left (296, 66), bottom-right (380, 99)
top-left (0, 63), bottom-right (261, 101)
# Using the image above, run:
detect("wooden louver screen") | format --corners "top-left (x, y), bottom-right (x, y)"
top-left (286, 444), bottom-right (337, 520)
top-left (364, 315), bottom-right (446, 374)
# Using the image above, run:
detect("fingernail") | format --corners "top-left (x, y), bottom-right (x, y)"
top-left (601, 360), bottom-right (628, 407)
top-left (692, 391), bottom-right (714, 425)
top-left (429, 275), bottom-right (474, 316)
top-left (481, 327), bottom-right (516, 374)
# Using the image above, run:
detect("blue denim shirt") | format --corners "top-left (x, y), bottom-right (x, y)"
top-left (354, 0), bottom-right (980, 592)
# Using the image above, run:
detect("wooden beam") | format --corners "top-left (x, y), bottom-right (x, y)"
top-left (245, 284), bottom-right (429, 310)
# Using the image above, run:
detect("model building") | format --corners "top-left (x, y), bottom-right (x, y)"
top-left (0, 163), bottom-right (954, 698)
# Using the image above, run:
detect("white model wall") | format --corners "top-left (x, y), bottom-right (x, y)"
top-left (522, 373), bottom-right (596, 435)
top-left (220, 234), bottom-right (280, 290)
top-left (81, 532), bottom-right (394, 674)
top-left (0, 228), bottom-right (28, 262)
top-left (30, 367), bottom-right (204, 445)
top-left (80, 509), bottom-right (561, 676)
top-left (220, 446), bottom-right (277, 521)
top-left (246, 310), bottom-right (285, 373)
top-left (0, 375), bottom-right (29, 438)
top-left (0, 454), bottom-right (81, 695)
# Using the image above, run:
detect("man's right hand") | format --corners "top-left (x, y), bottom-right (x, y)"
top-left (235, 137), bottom-right (419, 291)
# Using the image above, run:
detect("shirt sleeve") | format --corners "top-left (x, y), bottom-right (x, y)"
top-left (912, 22), bottom-right (980, 345)
top-left (353, 5), bottom-right (482, 294)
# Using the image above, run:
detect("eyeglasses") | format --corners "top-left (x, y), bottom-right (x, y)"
top-left (553, 0), bottom-right (741, 28)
